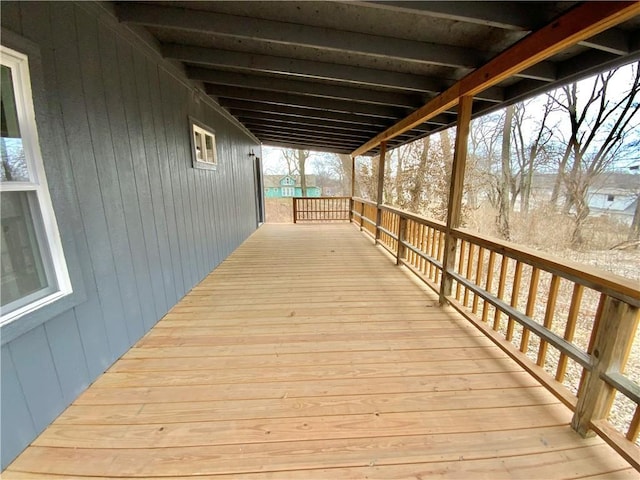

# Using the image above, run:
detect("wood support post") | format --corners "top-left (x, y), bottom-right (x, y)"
top-left (350, 155), bottom-right (356, 198)
top-left (292, 197), bottom-right (297, 224)
top-left (360, 201), bottom-right (365, 231)
top-left (439, 95), bottom-right (473, 305)
top-left (396, 216), bottom-right (407, 265)
top-left (572, 297), bottom-right (640, 436)
top-left (349, 155), bottom-right (356, 222)
top-left (375, 142), bottom-right (387, 241)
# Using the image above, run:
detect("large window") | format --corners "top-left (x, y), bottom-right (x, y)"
top-left (0, 46), bottom-right (71, 326)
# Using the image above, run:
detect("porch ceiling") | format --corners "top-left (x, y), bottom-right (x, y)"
top-left (114, 1), bottom-right (640, 155)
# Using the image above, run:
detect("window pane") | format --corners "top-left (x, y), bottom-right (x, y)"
top-left (1, 65), bottom-right (28, 182)
top-left (194, 131), bottom-right (204, 160)
top-left (205, 134), bottom-right (214, 163)
top-left (1, 191), bottom-right (51, 309)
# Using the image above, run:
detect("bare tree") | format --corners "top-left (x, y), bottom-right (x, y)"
top-left (468, 112), bottom-right (504, 210)
top-left (552, 65), bottom-right (640, 245)
top-left (337, 154), bottom-right (352, 196)
top-left (407, 137), bottom-right (431, 212)
top-left (283, 149), bottom-right (311, 195)
top-left (498, 104), bottom-right (515, 239)
top-left (512, 97), bottom-right (557, 213)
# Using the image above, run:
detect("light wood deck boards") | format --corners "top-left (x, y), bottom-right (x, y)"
top-left (4, 224), bottom-right (634, 479)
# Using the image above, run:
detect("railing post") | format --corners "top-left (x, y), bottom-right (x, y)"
top-left (292, 197), bottom-right (298, 224)
top-left (360, 201), bottom-right (365, 231)
top-left (572, 297), bottom-right (640, 436)
top-left (396, 216), bottom-right (406, 265)
top-left (439, 96), bottom-right (473, 305)
top-left (349, 197), bottom-right (354, 223)
top-left (375, 142), bottom-right (387, 241)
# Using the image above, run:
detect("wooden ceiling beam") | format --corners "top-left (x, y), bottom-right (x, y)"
top-left (352, 1), bottom-right (640, 157)
top-left (221, 99), bottom-right (455, 128)
top-left (354, 1), bottom-right (631, 55)
top-left (206, 85), bottom-right (412, 119)
top-left (118, 3), bottom-right (482, 69)
top-left (260, 141), bottom-right (353, 155)
top-left (188, 67), bottom-right (426, 107)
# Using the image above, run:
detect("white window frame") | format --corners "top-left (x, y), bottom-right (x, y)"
top-left (281, 186), bottom-right (294, 197)
top-left (0, 45), bottom-right (72, 326)
top-left (190, 118), bottom-right (217, 170)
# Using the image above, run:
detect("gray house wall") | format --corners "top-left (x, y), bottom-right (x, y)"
top-left (1, 1), bottom-right (259, 468)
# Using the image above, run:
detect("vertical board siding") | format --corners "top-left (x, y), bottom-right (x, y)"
top-left (100, 26), bottom-right (157, 333)
top-left (43, 310), bottom-right (90, 404)
top-left (18, 1), bottom-right (114, 379)
top-left (0, 347), bottom-right (35, 469)
top-left (7, 327), bottom-right (66, 432)
top-left (1, 1), bottom-right (259, 469)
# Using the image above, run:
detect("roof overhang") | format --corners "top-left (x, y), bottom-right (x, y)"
top-left (114, 1), bottom-right (640, 156)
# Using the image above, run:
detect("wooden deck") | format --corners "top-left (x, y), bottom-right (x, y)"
top-left (4, 224), bottom-right (635, 479)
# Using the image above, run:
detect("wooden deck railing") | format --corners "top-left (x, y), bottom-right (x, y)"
top-left (292, 197), bottom-right (351, 223)
top-left (351, 197), bottom-right (640, 468)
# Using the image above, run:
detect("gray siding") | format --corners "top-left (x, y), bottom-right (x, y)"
top-left (1, 1), bottom-right (259, 468)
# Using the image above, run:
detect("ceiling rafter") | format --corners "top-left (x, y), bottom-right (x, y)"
top-left (165, 44), bottom-right (507, 102)
top-left (188, 67), bottom-right (427, 107)
top-left (257, 133), bottom-right (358, 149)
top-left (354, 1), bottom-right (632, 55)
top-left (244, 122), bottom-right (372, 141)
top-left (206, 85), bottom-right (413, 119)
top-left (223, 100), bottom-right (454, 128)
top-left (112, 1), bottom-right (640, 155)
top-left (117, 2), bottom-right (484, 69)
top-left (231, 111), bottom-right (383, 134)
top-left (260, 140), bottom-right (354, 155)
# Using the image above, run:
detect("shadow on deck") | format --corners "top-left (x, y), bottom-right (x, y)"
top-left (4, 224), bottom-right (635, 479)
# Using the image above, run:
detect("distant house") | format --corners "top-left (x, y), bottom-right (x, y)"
top-left (530, 172), bottom-right (638, 224)
top-left (587, 188), bottom-right (638, 225)
top-left (264, 175), bottom-right (321, 198)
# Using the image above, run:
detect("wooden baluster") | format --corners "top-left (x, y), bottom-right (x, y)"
top-left (482, 251), bottom-right (496, 323)
top-left (556, 284), bottom-right (584, 382)
top-left (472, 247), bottom-right (485, 314)
top-left (396, 216), bottom-right (406, 265)
top-left (406, 221), bottom-right (413, 265)
top-left (628, 406), bottom-right (640, 443)
top-left (411, 222), bottom-right (419, 268)
top-left (537, 274), bottom-right (560, 367)
top-left (349, 198), bottom-right (353, 223)
top-left (506, 260), bottom-right (523, 341)
top-left (437, 230), bottom-right (445, 285)
top-left (430, 229), bottom-right (437, 282)
top-left (493, 255), bottom-right (509, 331)
top-left (360, 201), bottom-right (365, 231)
top-left (425, 227), bottom-right (434, 279)
top-left (418, 223), bottom-right (426, 274)
top-left (463, 243), bottom-right (476, 307)
top-left (520, 267), bottom-right (540, 353)
top-left (572, 297), bottom-right (639, 437)
top-left (455, 240), bottom-right (466, 301)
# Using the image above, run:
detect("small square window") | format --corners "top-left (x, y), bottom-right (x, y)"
top-left (190, 118), bottom-right (217, 170)
top-left (607, 194), bottom-right (615, 202)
